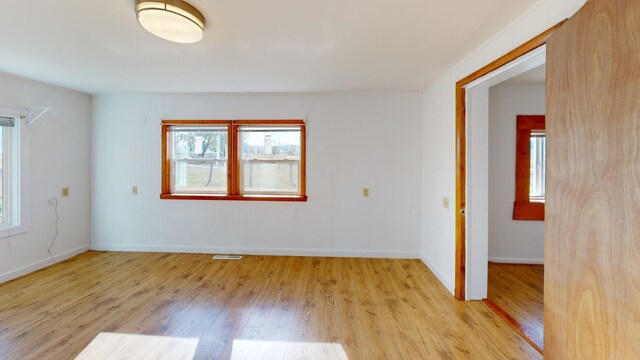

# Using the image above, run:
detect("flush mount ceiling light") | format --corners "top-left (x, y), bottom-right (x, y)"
top-left (135, 0), bottom-right (206, 43)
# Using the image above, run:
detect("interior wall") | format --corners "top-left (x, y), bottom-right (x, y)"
top-left (489, 82), bottom-right (545, 264)
top-left (91, 92), bottom-right (422, 257)
top-left (0, 72), bottom-right (91, 283)
top-left (420, 0), bottom-right (585, 294)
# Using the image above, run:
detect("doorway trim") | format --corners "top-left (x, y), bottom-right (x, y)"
top-left (454, 20), bottom-right (567, 300)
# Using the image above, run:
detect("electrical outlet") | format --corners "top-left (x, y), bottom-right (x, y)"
top-left (442, 197), bottom-right (450, 209)
top-left (132, 186), bottom-right (138, 195)
top-left (363, 188), bottom-right (370, 197)
top-left (61, 187), bottom-right (70, 197)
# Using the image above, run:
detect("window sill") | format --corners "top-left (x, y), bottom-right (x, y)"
top-left (0, 225), bottom-right (29, 240)
top-left (160, 194), bottom-right (308, 202)
top-left (513, 201), bottom-right (544, 221)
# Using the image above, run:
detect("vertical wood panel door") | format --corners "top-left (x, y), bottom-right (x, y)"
top-left (545, 0), bottom-right (640, 358)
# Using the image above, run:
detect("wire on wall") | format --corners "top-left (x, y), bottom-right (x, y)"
top-left (48, 197), bottom-right (59, 263)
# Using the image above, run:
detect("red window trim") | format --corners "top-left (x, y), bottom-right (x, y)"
top-left (513, 115), bottom-right (545, 220)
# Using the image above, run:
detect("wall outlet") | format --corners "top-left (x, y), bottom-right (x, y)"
top-left (442, 197), bottom-right (450, 209)
top-left (48, 197), bottom-right (57, 205)
top-left (132, 186), bottom-right (138, 195)
top-left (363, 188), bottom-right (370, 197)
top-left (61, 187), bottom-right (70, 197)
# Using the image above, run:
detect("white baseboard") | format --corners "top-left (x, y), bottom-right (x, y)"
top-left (489, 257), bottom-right (544, 264)
top-left (0, 244), bottom-right (90, 284)
top-left (90, 243), bottom-right (419, 259)
top-left (421, 255), bottom-right (455, 295)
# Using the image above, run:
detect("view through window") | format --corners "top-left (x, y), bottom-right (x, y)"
top-left (239, 126), bottom-right (301, 195)
top-left (171, 126), bottom-right (228, 194)
top-left (162, 120), bottom-right (306, 201)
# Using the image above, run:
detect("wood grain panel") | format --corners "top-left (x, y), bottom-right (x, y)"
top-left (545, 0), bottom-right (640, 358)
top-left (0, 252), bottom-right (543, 359)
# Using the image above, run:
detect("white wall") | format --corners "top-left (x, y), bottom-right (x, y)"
top-left (91, 92), bottom-right (422, 258)
top-left (420, 0), bottom-right (585, 294)
top-left (0, 72), bottom-right (91, 283)
top-left (489, 82), bottom-right (545, 264)
top-left (466, 85), bottom-right (490, 300)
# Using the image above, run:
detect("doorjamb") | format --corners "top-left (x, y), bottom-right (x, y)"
top-left (454, 20), bottom-right (567, 300)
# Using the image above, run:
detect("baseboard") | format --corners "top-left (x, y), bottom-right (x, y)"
top-left (90, 243), bottom-right (419, 259)
top-left (0, 244), bottom-right (90, 284)
top-left (421, 254), bottom-right (455, 295)
top-left (242, 247), bottom-right (419, 259)
top-left (489, 257), bottom-right (544, 265)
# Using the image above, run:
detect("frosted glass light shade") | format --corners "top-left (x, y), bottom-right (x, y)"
top-left (136, 0), bottom-right (205, 44)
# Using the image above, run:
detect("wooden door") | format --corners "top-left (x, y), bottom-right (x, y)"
top-left (545, 0), bottom-right (640, 358)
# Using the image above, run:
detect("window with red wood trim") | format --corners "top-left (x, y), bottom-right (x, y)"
top-left (513, 115), bottom-right (545, 220)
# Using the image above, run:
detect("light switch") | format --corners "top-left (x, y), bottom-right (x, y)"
top-left (442, 197), bottom-right (450, 209)
top-left (132, 186), bottom-right (138, 195)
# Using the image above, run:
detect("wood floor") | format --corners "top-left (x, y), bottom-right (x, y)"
top-left (0, 252), bottom-right (541, 359)
top-left (487, 263), bottom-right (544, 352)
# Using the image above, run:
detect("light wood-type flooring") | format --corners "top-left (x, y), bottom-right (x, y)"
top-left (0, 252), bottom-right (541, 359)
top-left (487, 263), bottom-right (544, 352)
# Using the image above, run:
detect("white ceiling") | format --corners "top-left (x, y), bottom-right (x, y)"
top-left (506, 64), bottom-right (546, 83)
top-left (0, 0), bottom-right (536, 94)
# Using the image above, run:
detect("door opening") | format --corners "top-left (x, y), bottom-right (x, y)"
top-left (454, 21), bottom-right (565, 301)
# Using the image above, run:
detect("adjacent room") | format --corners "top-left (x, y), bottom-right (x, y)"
top-left (487, 64), bottom-right (546, 352)
top-left (1, 0), bottom-right (638, 359)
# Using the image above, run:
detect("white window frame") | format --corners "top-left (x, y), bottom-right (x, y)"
top-left (0, 107), bottom-right (29, 239)
top-left (529, 130), bottom-right (546, 203)
top-left (169, 125), bottom-right (229, 195)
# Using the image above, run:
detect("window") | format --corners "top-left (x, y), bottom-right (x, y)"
top-left (161, 120), bottom-right (306, 201)
top-left (513, 115), bottom-right (545, 220)
top-left (0, 108), bottom-right (28, 238)
top-left (529, 130), bottom-right (546, 202)
top-left (170, 126), bottom-right (228, 194)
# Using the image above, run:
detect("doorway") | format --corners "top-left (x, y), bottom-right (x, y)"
top-left (454, 22), bottom-right (564, 302)
top-left (454, 22), bottom-right (566, 355)
top-left (454, 20), bottom-right (566, 300)
top-left (485, 65), bottom-right (546, 352)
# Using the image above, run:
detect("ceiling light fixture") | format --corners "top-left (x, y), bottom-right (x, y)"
top-left (135, 0), bottom-right (206, 44)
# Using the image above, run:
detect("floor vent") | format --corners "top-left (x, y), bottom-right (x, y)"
top-left (212, 255), bottom-right (243, 260)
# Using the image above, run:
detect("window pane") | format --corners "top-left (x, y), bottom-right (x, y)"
top-left (171, 127), bottom-right (227, 193)
top-left (529, 131), bottom-right (545, 202)
top-left (239, 127), bottom-right (301, 194)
